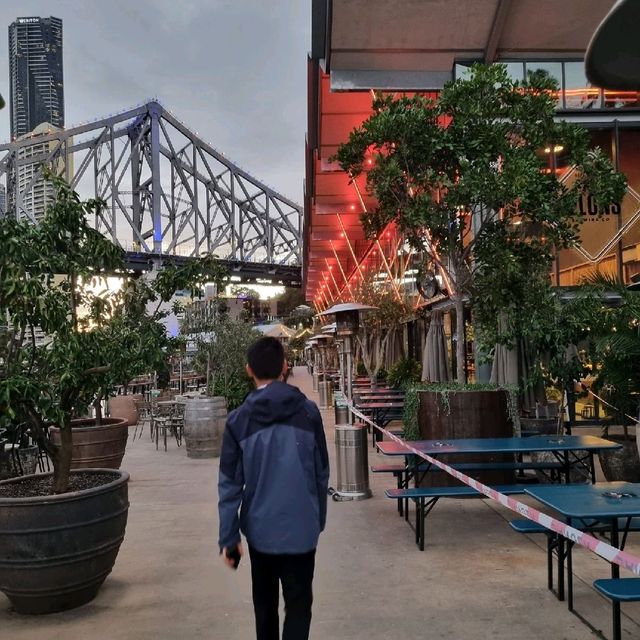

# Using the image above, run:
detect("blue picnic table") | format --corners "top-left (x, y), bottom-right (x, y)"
top-left (375, 436), bottom-right (621, 550)
top-left (355, 400), bottom-right (405, 446)
top-left (526, 482), bottom-right (640, 638)
top-left (377, 435), bottom-right (620, 484)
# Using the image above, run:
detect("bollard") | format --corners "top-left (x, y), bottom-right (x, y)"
top-left (334, 404), bottom-right (349, 425)
top-left (334, 422), bottom-right (372, 500)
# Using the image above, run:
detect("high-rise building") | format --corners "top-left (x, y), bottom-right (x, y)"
top-left (0, 185), bottom-right (6, 217)
top-left (15, 122), bottom-right (71, 222)
top-left (9, 16), bottom-right (64, 140)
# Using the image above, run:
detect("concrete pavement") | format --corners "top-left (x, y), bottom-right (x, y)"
top-left (2, 367), bottom-right (640, 638)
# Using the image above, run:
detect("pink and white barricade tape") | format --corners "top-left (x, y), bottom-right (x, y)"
top-left (348, 402), bottom-right (640, 575)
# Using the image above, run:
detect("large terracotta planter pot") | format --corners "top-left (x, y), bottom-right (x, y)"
top-left (599, 434), bottom-right (640, 482)
top-left (418, 390), bottom-right (515, 487)
top-left (0, 469), bottom-right (129, 614)
top-left (49, 417), bottom-right (128, 470)
top-left (107, 394), bottom-right (143, 427)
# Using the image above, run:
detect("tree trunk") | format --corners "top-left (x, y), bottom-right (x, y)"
top-left (53, 418), bottom-right (73, 494)
top-left (454, 297), bottom-right (466, 383)
top-left (94, 397), bottom-right (103, 426)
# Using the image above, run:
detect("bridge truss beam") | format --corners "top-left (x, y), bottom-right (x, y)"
top-left (0, 100), bottom-right (302, 268)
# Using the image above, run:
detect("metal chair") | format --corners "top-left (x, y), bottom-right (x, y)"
top-left (153, 403), bottom-right (183, 451)
top-left (134, 400), bottom-right (152, 440)
top-left (169, 402), bottom-right (185, 447)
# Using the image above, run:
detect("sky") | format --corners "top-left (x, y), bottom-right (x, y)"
top-left (0, 0), bottom-right (311, 205)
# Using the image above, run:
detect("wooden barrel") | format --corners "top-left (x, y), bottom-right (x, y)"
top-left (184, 397), bottom-right (227, 459)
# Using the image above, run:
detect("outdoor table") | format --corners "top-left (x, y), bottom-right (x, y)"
top-left (377, 435), bottom-right (621, 485)
top-left (356, 393), bottom-right (405, 402)
top-left (525, 482), bottom-right (640, 635)
top-left (356, 401), bottom-right (405, 446)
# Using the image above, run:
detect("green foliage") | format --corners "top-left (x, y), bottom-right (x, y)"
top-left (351, 272), bottom-right (411, 380)
top-left (212, 373), bottom-right (252, 411)
top-left (334, 64), bottom-right (627, 382)
top-left (192, 315), bottom-right (261, 408)
top-left (565, 274), bottom-right (640, 432)
top-left (0, 174), bottom-right (226, 493)
top-left (402, 382), bottom-right (520, 441)
top-left (387, 357), bottom-right (422, 390)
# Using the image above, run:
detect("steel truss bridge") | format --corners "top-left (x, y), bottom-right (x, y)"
top-left (0, 100), bottom-right (302, 286)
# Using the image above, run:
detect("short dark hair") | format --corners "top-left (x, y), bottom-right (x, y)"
top-left (247, 337), bottom-right (285, 380)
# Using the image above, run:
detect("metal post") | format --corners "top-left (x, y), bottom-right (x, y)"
top-left (149, 103), bottom-right (163, 254)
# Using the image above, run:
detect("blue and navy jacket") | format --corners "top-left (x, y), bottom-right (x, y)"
top-left (218, 381), bottom-right (330, 554)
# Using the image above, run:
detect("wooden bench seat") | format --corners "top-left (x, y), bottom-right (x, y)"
top-left (510, 518), bottom-right (640, 601)
top-left (385, 484), bottom-right (527, 550)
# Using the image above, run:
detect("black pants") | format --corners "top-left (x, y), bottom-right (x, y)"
top-left (248, 546), bottom-right (316, 640)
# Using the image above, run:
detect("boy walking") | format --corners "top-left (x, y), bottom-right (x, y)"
top-left (218, 337), bottom-right (330, 640)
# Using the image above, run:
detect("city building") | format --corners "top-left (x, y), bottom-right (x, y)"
top-left (9, 16), bottom-right (64, 140)
top-left (305, 0), bottom-right (640, 379)
top-left (14, 122), bottom-right (71, 222)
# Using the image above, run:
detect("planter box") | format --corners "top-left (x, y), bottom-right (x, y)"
top-left (0, 469), bottom-right (129, 614)
top-left (599, 434), bottom-right (640, 482)
top-left (418, 390), bottom-right (515, 487)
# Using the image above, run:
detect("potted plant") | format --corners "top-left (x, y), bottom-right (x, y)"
top-left (569, 275), bottom-right (640, 481)
top-left (350, 272), bottom-right (411, 388)
top-left (181, 311), bottom-right (260, 458)
top-left (0, 175), bottom-right (225, 613)
top-left (403, 381), bottom-right (520, 486)
top-left (386, 357), bottom-right (422, 391)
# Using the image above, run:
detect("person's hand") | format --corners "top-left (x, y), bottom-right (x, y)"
top-left (221, 542), bottom-right (244, 569)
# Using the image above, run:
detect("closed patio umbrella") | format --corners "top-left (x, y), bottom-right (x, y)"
top-left (385, 327), bottom-right (405, 370)
top-left (490, 340), bottom-right (519, 387)
top-left (421, 310), bottom-right (450, 382)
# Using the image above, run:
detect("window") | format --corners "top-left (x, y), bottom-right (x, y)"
top-left (525, 62), bottom-right (562, 107)
top-left (503, 62), bottom-right (524, 82)
top-left (564, 62), bottom-right (601, 109)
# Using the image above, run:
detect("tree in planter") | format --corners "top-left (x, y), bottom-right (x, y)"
top-left (570, 274), bottom-right (640, 433)
top-left (89, 257), bottom-right (227, 422)
top-left (335, 63), bottom-right (626, 382)
top-left (0, 175), bottom-right (226, 494)
top-left (387, 357), bottom-right (422, 391)
top-left (350, 272), bottom-right (411, 385)
top-left (189, 315), bottom-right (261, 410)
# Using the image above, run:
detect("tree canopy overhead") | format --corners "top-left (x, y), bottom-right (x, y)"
top-left (335, 63), bottom-right (627, 381)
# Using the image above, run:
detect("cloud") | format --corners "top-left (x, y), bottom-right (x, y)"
top-left (0, 0), bottom-right (310, 203)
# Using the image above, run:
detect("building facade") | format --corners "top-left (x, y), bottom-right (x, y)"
top-left (304, 0), bottom-right (640, 384)
top-left (14, 122), bottom-right (71, 222)
top-left (9, 16), bottom-right (64, 140)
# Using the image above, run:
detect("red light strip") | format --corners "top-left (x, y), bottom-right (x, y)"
top-left (325, 259), bottom-right (342, 301)
top-left (330, 239), bottom-right (355, 298)
top-left (337, 213), bottom-right (366, 281)
top-left (376, 237), bottom-right (403, 302)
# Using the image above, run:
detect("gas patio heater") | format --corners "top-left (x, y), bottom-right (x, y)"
top-left (306, 339), bottom-right (319, 390)
top-left (309, 333), bottom-right (333, 408)
top-left (317, 302), bottom-right (377, 501)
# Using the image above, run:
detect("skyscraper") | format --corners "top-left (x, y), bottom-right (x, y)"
top-left (9, 16), bottom-right (64, 140)
top-left (15, 122), bottom-right (67, 222)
